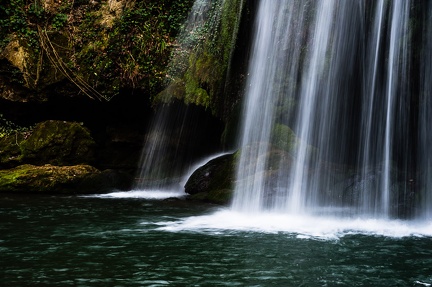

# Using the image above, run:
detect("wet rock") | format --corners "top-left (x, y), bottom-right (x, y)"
top-left (185, 153), bottom-right (236, 204)
top-left (271, 123), bottom-right (317, 159)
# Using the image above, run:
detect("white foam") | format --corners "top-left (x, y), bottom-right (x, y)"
top-left (155, 209), bottom-right (432, 239)
top-left (84, 189), bottom-right (187, 200)
top-left (415, 281), bottom-right (432, 287)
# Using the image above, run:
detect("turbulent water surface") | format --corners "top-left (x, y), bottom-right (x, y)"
top-left (1, 192), bottom-right (432, 286)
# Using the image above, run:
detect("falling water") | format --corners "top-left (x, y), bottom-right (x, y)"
top-left (285, 1), bottom-right (359, 214)
top-left (232, 0), bottom-right (427, 219)
top-left (135, 0), bottom-right (215, 190)
top-left (358, 0), bottom-right (411, 218)
top-left (135, 0), bottom-right (242, 190)
top-left (135, 105), bottom-right (188, 189)
top-left (232, 0), bottom-right (307, 212)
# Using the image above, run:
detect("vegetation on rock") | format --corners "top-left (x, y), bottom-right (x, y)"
top-left (0, 0), bottom-right (195, 99)
top-left (0, 132), bottom-right (26, 168)
top-left (155, 0), bottom-right (246, 117)
top-left (271, 123), bottom-right (317, 160)
top-left (0, 118), bottom-right (134, 194)
top-left (20, 120), bottom-right (96, 165)
top-left (0, 120), bottom-right (96, 168)
top-left (0, 164), bottom-right (131, 193)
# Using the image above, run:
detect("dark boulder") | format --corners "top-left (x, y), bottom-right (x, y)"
top-left (185, 153), bottom-right (236, 204)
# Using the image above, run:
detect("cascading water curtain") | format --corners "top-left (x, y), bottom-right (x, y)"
top-left (284, 1), bottom-right (363, 214)
top-left (232, 0), bottom-right (364, 214)
top-left (358, 0), bottom-right (411, 218)
top-left (232, 0), bottom-right (429, 219)
top-left (231, 0), bottom-right (307, 212)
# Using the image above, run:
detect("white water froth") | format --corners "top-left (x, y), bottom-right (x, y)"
top-left (415, 281), bottom-right (432, 287)
top-left (155, 209), bottom-right (432, 240)
top-left (85, 190), bottom-right (186, 200)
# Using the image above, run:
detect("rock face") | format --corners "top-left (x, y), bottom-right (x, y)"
top-left (20, 120), bottom-right (96, 166)
top-left (0, 120), bottom-right (96, 168)
top-left (0, 164), bottom-right (131, 194)
top-left (0, 133), bottom-right (25, 168)
top-left (185, 153), bottom-right (236, 204)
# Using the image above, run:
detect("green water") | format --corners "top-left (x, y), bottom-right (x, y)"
top-left (1, 193), bottom-right (432, 286)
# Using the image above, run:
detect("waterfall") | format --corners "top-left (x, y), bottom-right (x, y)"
top-left (232, 0), bottom-right (427, 218)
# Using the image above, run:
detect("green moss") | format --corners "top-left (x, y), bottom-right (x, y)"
top-left (155, 80), bottom-right (186, 104)
top-left (0, 164), bottom-right (100, 193)
top-left (156, 0), bottom-right (245, 115)
top-left (272, 124), bottom-right (298, 154)
top-left (1, 0), bottom-right (244, 105)
top-left (0, 164), bottom-right (133, 194)
top-left (0, 133), bottom-right (25, 167)
top-left (20, 120), bottom-right (96, 166)
top-left (184, 63), bottom-right (211, 107)
top-left (0, 165), bottom-right (28, 186)
top-left (271, 123), bottom-right (318, 161)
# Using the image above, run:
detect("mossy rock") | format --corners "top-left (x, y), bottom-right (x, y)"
top-left (0, 133), bottom-right (26, 168)
top-left (271, 123), bottom-right (318, 160)
top-left (272, 124), bottom-right (298, 154)
top-left (185, 153), bottom-right (236, 204)
top-left (20, 120), bottom-right (96, 166)
top-left (155, 80), bottom-right (186, 103)
top-left (0, 164), bottom-right (131, 194)
top-left (154, 0), bottom-right (246, 117)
